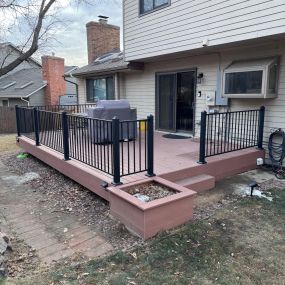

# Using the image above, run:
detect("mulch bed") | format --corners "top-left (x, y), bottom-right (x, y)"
top-left (126, 182), bottom-right (176, 202)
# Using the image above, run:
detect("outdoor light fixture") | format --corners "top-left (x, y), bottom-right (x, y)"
top-left (197, 73), bottom-right (204, 84)
top-left (249, 181), bottom-right (259, 197)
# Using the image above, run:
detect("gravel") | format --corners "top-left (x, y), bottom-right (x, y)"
top-left (0, 151), bottom-right (142, 251)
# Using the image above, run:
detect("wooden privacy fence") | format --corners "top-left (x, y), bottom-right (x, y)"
top-left (0, 107), bottom-right (16, 134)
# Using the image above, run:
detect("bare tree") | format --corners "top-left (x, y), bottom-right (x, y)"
top-left (0, 0), bottom-right (110, 76)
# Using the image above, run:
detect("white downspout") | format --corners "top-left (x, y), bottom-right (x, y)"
top-left (20, 97), bottom-right (30, 106)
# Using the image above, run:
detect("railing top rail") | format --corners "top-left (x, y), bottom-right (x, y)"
top-left (206, 109), bottom-right (261, 116)
top-left (66, 113), bottom-right (113, 122)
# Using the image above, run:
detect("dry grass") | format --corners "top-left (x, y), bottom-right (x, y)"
top-left (5, 188), bottom-right (284, 285)
top-left (0, 134), bottom-right (20, 153)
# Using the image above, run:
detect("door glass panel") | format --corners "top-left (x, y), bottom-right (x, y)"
top-left (176, 72), bottom-right (195, 132)
top-left (158, 74), bottom-right (176, 131)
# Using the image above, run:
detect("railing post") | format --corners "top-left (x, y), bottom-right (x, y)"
top-left (257, 106), bottom-right (265, 150)
top-left (198, 111), bottom-right (207, 164)
top-left (62, 112), bottom-right (70, 160)
top-left (112, 117), bottom-right (122, 185)
top-left (15, 105), bottom-right (21, 137)
top-left (33, 107), bottom-right (40, 146)
top-left (146, 115), bottom-right (155, 177)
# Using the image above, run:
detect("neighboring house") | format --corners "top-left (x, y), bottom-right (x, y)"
top-left (0, 42), bottom-right (78, 106)
top-left (74, 2), bottom-right (285, 144)
top-left (0, 68), bottom-right (46, 106)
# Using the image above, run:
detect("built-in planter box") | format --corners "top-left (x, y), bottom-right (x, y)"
top-left (108, 177), bottom-right (196, 240)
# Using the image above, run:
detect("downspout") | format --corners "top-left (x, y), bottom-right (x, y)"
top-left (20, 97), bottom-right (30, 106)
top-left (63, 74), bottom-right (79, 105)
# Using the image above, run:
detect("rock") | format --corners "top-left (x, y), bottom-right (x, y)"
top-left (0, 232), bottom-right (12, 253)
top-left (0, 267), bottom-right (6, 278)
top-left (0, 237), bottom-right (8, 255)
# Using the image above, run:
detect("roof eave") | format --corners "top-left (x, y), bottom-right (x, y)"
top-left (73, 62), bottom-right (144, 78)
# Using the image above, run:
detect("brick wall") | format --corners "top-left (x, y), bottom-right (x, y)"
top-left (42, 56), bottom-right (66, 105)
top-left (86, 19), bottom-right (120, 64)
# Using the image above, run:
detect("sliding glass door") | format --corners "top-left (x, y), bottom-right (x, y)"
top-left (157, 73), bottom-right (177, 131)
top-left (156, 70), bottom-right (196, 133)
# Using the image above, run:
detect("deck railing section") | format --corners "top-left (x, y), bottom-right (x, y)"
top-left (34, 104), bottom-right (96, 114)
top-left (198, 106), bottom-right (265, 164)
top-left (15, 105), bottom-right (155, 185)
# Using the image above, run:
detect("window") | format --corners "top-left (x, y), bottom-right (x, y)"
top-left (225, 71), bottom-right (263, 94)
top-left (86, 76), bottom-right (114, 102)
top-left (140, 0), bottom-right (169, 15)
top-left (222, 57), bottom-right (279, 99)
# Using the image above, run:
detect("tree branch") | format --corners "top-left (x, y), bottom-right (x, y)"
top-left (0, 0), bottom-right (56, 76)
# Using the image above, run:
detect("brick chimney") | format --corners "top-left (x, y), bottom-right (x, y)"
top-left (42, 56), bottom-right (66, 105)
top-left (86, 16), bottom-right (120, 64)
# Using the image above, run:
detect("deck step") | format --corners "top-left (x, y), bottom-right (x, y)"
top-left (175, 174), bottom-right (215, 193)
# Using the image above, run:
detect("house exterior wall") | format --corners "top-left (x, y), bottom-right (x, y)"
top-left (121, 39), bottom-right (285, 145)
top-left (65, 77), bottom-right (77, 95)
top-left (0, 45), bottom-right (39, 77)
top-left (123, 0), bottom-right (285, 61)
top-left (29, 89), bottom-right (45, 106)
top-left (77, 78), bottom-right (87, 104)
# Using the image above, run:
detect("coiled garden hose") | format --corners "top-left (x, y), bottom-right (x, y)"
top-left (268, 129), bottom-right (285, 179)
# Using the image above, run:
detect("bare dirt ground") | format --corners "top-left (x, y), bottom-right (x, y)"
top-left (0, 134), bottom-right (284, 284)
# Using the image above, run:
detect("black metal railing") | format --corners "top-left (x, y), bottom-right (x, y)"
top-left (15, 105), bottom-right (155, 185)
top-left (198, 106), bottom-right (265, 164)
top-left (34, 104), bottom-right (96, 114)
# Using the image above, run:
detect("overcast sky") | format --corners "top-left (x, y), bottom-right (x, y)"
top-left (52, 0), bottom-right (123, 67)
top-left (3, 0), bottom-right (123, 67)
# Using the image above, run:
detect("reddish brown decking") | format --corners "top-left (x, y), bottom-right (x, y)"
top-left (17, 132), bottom-right (264, 239)
top-left (17, 132), bottom-right (264, 193)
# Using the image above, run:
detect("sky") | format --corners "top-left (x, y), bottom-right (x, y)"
top-left (52, 0), bottom-right (123, 67)
top-left (3, 0), bottom-right (123, 67)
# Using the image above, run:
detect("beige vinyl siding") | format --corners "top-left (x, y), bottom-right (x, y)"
top-left (122, 53), bottom-right (218, 136)
top-left (77, 78), bottom-right (86, 104)
top-left (122, 40), bottom-right (285, 144)
top-left (123, 0), bottom-right (285, 61)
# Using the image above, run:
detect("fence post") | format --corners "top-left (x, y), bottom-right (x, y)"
top-left (112, 117), bottom-right (122, 185)
top-left (198, 111), bottom-right (207, 164)
top-left (257, 106), bottom-right (265, 150)
top-left (15, 105), bottom-right (21, 137)
top-left (146, 115), bottom-right (155, 177)
top-left (33, 107), bottom-right (40, 146)
top-left (62, 112), bottom-right (70, 160)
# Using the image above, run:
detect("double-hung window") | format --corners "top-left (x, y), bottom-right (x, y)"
top-left (86, 76), bottom-right (115, 102)
top-left (140, 0), bottom-right (170, 15)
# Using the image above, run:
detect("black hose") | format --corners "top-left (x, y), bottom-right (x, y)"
top-left (268, 129), bottom-right (285, 179)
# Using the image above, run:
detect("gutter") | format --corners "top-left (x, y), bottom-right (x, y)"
top-left (20, 97), bottom-right (30, 106)
top-left (63, 74), bottom-right (79, 105)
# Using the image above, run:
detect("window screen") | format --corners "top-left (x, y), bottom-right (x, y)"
top-left (225, 71), bottom-right (263, 94)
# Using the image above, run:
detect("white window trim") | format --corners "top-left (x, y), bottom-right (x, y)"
top-left (222, 57), bottom-right (279, 99)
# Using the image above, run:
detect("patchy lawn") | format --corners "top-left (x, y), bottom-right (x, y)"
top-left (4, 188), bottom-right (284, 285)
top-left (0, 135), bottom-right (19, 153)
